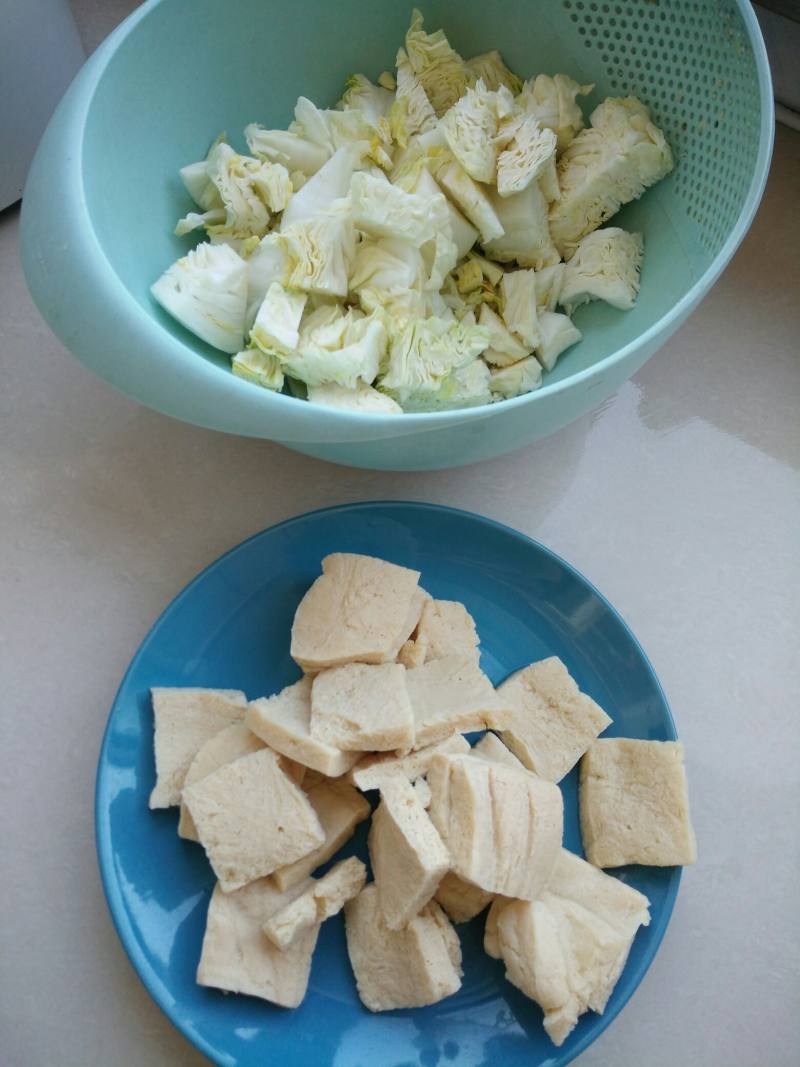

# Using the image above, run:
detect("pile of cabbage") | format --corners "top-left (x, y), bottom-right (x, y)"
top-left (152, 9), bottom-right (673, 414)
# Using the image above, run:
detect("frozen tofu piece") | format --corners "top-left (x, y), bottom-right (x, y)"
top-left (428, 753), bottom-right (563, 900)
top-left (149, 688), bottom-right (246, 808)
top-left (345, 884), bottom-right (462, 1011)
top-left (272, 778), bottom-right (371, 891)
top-left (246, 676), bottom-right (361, 777)
top-left (386, 586), bottom-right (429, 661)
top-left (413, 777), bottom-right (432, 808)
top-left (407, 656), bottom-right (512, 748)
top-left (498, 657), bottom-right (612, 781)
top-left (470, 731), bottom-right (526, 771)
top-left (290, 553), bottom-right (421, 670)
top-left (350, 733), bottom-right (470, 791)
top-left (580, 739), bottom-right (696, 867)
top-left (547, 847), bottom-right (650, 1009)
top-left (262, 856), bottom-right (367, 949)
top-left (310, 662), bottom-right (414, 752)
top-left (399, 598), bottom-right (480, 667)
top-left (435, 871), bottom-right (493, 923)
top-left (197, 878), bottom-right (318, 1007)
top-left (183, 748), bottom-right (324, 892)
top-left (178, 723), bottom-right (265, 841)
top-left (369, 776), bottom-right (450, 929)
top-left (495, 854), bottom-right (650, 1046)
top-left (484, 896), bottom-right (512, 958)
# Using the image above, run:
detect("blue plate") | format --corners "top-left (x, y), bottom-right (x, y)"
top-left (96, 502), bottom-right (681, 1067)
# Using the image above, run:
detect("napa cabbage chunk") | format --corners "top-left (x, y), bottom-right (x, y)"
top-left (549, 96), bottom-right (673, 257)
top-left (558, 227), bottom-right (644, 311)
top-left (308, 380), bottom-right (402, 413)
top-left (490, 355), bottom-right (543, 399)
top-left (379, 316), bottom-right (489, 405)
top-left (404, 9), bottom-right (468, 117)
top-left (465, 50), bottom-right (523, 95)
top-left (536, 310), bottom-right (582, 370)
top-left (151, 241), bottom-right (247, 353)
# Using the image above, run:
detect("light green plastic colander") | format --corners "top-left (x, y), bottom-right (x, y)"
top-left (20, 0), bottom-right (773, 470)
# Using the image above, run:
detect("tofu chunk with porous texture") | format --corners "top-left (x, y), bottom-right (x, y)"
top-left (407, 656), bottom-right (512, 749)
top-left (149, 688), bottom-right (246, 808)
top-left (178, 723), bottom-right (265, 841)
top-left (580, 739), bottom-right (696, 866)
top-left (495, 849), bottom-right (650, 1046)
top-left (345, 884), bottom-right (462, 1011)
top-left (369, 776), bottom-right (450, 929)
top-left (182, 748), bottom-right (324, 892)
top-left (349, 733), bottom-right (470, 791)
top-left (498, 657), bottom-right (612, 781)
top-left (484, 896), bottom-right (512, 958)
top-left (398, 598), bottom-right (480, 668)
top-left (197, 878), bottom-right (318, 1007)
top-left (311, 662), bottom-right (414, 752)
top-left (272, 778), bottom-right (370, 891)
top-left (470, 730), bottom-right (526, 771)
top-left (435, 871), bottom-right (493, 923)
top-left (290, 553), bottom-right (422, 670)
top-left (246, 676), bottom-right (361, 777)
top-left (428, 753), bottom-right (563, 899)
top-left (262, 857), bottom-right (367, 949)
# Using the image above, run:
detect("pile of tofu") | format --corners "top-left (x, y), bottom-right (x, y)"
top-left (148, 553), bottom-right (695, 1046)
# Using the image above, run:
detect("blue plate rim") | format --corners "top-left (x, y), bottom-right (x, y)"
top-left (95, 500), bottom-right (682, 1066)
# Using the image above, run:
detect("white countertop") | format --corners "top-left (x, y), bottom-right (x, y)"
top-left (2, 5), bottom-right (799, 1064)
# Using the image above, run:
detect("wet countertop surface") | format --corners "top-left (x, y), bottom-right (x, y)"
top-left (2, 4), bottom-right (799, 1064)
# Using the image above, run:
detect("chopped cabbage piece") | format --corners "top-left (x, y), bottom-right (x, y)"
top-left (151, 242), bottom-right (247, 354)
top-left (337, 74), bottom-right (395, 128)
top-left (351, 170), bottom-right (446, 244)
top-left (410, 167), bottom-right (479, 261)
top-left (380, 316), bottom-right (489, 404)
top-left (478, 304), bottom-right (531, 366)
top-left (404, 9), bottom-right (468, 117)
top-left (438, 162), bottom-right (504, 244)
top-left (281, 306), bottom-right (387, 388)
top-left (390, 48), bottom-right (438, 147)
top-left (536, 310), bottom-right (582, 371)
top-left (490, 355), bottom-right (543, 399)
top-left (281, 145), bottom-right (361, 229)
top-left (465, 50), bottom-right (523, 95)
top-left (483, 183), bottom-right (560, 269)
top-left (308, 381), bottom-right (402, 413)
top-left (294, 96), bottom-right (391, 170)
top-left (174, 208), bottom-right (226, 237)
top-left (468, 252), bottom-right (505, 287)
top-left (403, 357), bottom-right (493, 411)
top-left (534, 263), bottom-right (566, 312)
top-left (209, 233), bottom-right (260, 257)
top-left (500, 270), bottom-right (540, 348)
top-left (244, 234), bottom-right (290, 329)
top-left (440, 79), bottom-right (506, 183)
top-left (206, 142), bottom-right (286, 238)
top-left (279, 207), bottom-right (356, 298)
top-left (378, 70), bottom-right (397, 91)
top-left (350, 236), bottom-right (427, 296)
top-left (518, 74), bottom-right (594, 153)
top-left (496, 114), bottom-right (557, 198)
top-left (180, 159), bottom-right (223, 212)
top-left (250, 282), bottom-right (308, 353)
top-left (232, 346), bottom-right (285, 391)
top-left (358, 286), bottom-right (429, 321)
top-left (454, 259), bottom-right (483, 294)
top-left (245, 125), bottom-right (330, 176)
top-left (549, 96), bottom-right (673, 257)
top-left (559, 227), bottom-right (643, 312)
